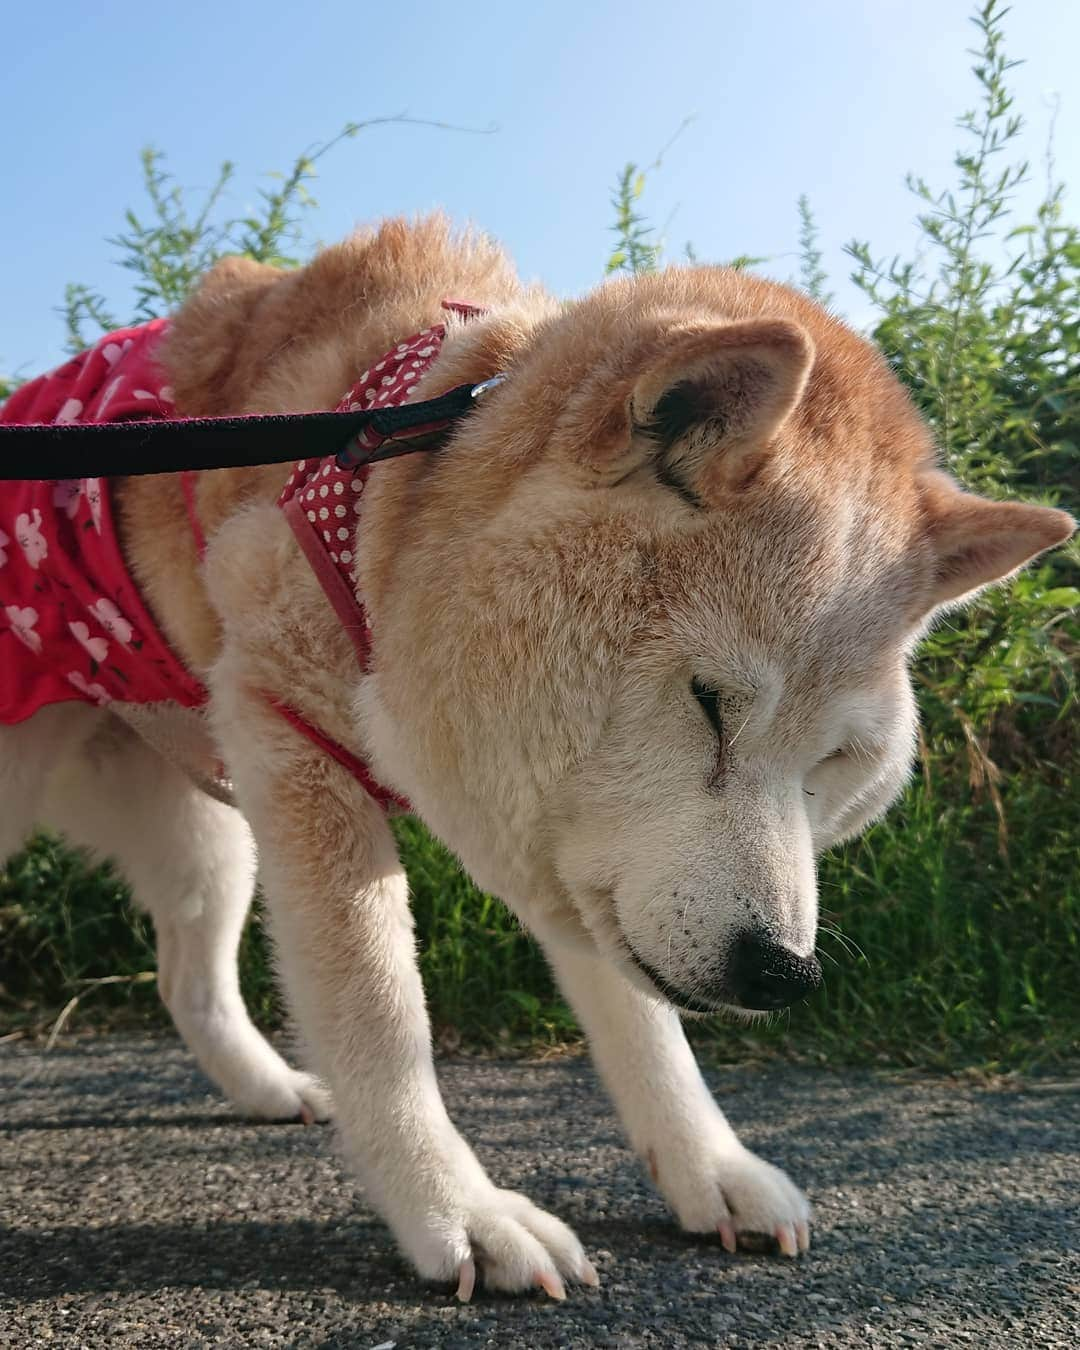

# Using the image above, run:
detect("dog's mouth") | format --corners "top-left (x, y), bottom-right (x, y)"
top-left (621, 942), bottom-right (728, 1016)
top-left (578, 885), bottom-right (731, 1015)
top-left (575, 884), bottom-right (736, 1016)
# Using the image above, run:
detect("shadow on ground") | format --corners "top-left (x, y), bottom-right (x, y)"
top-left (2, 1035), bottom-right (1077, 1348)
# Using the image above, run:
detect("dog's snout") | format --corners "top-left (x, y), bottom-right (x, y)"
top-left (729, 932), bottom-right (822, 1011)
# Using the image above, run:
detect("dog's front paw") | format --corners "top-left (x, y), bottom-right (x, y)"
top-left (404, 1185), bottom-right (599, 1301)
top-left (652, 1141), bottom-right (811, 1257)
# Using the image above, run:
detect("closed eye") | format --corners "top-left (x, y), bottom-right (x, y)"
top-left (691, 678), bottom-right (724, 740)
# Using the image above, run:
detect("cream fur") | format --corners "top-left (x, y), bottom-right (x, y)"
top-left (3, 215), bottom-right (1074, 1297)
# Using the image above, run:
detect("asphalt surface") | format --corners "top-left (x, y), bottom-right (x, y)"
top-left (1, 1035), bottom-right (1077, 1349)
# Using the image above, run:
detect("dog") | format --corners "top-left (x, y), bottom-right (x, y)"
top-left (1, 216), bottom-right (1073, 1299)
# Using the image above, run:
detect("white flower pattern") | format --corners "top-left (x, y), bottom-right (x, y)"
top-left (14, 509), bottom-right (48, 569)
top-left (52, 480), bottom-right (83, 519)
top-left (93, 376), bottom-right (125, 421)
top-left (68, 620), bottom-right (109, 663)
top-left (66, 671), bottom-right (112, 705)
top-left (90, 597), bottom-right (134, 645)
top-left (83, 479), bottom-right (103, 533)
top-left (55, 398), bottom-right (83, 423)
top-left (5, 605), bottom-right (42, 654)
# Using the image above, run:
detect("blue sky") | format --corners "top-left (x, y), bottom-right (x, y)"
top-left (1, 0), bottom-right (1077, 380)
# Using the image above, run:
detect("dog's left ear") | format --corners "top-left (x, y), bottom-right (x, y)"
top-left (916, 469), bottom-right (1075, 611)
top-left (629, 319), bottom-right (814, 497)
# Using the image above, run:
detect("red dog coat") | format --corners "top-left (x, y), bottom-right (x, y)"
top-left (1, 317), bottom-right (454, 807)
top-left (0, 320), bottom-right (204, 723)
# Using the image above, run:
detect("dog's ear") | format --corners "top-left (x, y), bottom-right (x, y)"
top-left (629, 319), bottom-right (814, 498)
top-left (555, 317), bottom-right (813, 500)
top-left (164, 256), bottom-right (285, 415)
top-left (916, 469), bottom-right (1075, 610)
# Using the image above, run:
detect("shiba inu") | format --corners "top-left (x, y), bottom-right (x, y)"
top-left (1, 216), bottom-right (1072, 1299)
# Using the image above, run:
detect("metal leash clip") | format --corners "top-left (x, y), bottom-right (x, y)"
top-left (470, 374), bottom-right (508, 400)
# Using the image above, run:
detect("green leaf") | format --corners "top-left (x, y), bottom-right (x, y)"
top-left (1034, 588), bottom-right (1080, 609)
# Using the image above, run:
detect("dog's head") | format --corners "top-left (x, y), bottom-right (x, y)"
top-left (358, 264), bottom-right (1074, 1015)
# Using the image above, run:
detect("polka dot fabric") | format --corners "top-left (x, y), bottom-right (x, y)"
top-left (277, 324), bottom-right (448, 668)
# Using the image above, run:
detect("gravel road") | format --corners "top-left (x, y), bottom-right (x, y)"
top-left (1, 1034), bottom-right (1077, 1348)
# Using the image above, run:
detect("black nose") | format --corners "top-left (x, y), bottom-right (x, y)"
top-left (729, 932), bottom-right (822, 1010)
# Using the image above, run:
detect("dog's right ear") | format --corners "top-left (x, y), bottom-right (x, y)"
top-left (630, 319), bottom-right (814, 500)
top-left (164, 256), bottom-right (284, 415)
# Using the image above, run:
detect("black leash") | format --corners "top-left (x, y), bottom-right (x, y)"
top-left (0, 378), bottom-right (504, 480)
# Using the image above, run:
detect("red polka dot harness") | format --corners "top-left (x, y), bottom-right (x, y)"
top-left (276, 323), bottom-right (450, 675)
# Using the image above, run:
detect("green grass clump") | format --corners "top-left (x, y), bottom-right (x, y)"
top-left (395, 818), bottom-right (577, 1048)
top-left (0, 821), bottom-right (574, 1050)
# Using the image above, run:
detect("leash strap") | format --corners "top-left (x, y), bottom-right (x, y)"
top-left (263, 693), bottom-right (411, 813)
top-left (0, 381), bottom-right (488, 480)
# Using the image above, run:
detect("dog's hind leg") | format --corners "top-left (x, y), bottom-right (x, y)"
top-left (42, 722), bottom-right (330, 1122)
top-left (0, 703), bottom-right (103, 863)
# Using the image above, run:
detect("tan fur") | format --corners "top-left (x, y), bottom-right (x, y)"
top-left (10, 214), bottom-right (1073, 1296)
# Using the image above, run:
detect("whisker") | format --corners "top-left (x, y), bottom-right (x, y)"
top-left (728, 707), bottom-right (753, 748)
top-left (819, 924), bottom-right (866, 962)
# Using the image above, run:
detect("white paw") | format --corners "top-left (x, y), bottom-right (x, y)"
top-left (230, 1067), bottom-right (332, 1124)
top-left (653, 1141), bottom-right (811, 1257)
top-left (172, 998), bottom-right (333, 1124)
top-left (404, 1185), bottom-right (599, 1300)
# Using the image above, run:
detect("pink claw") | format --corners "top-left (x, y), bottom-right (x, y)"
top-left (796, 1220), bottom-right (811, 1253)
top-left (775, 1224), bottom-right (798, 1258)
top-left (535, 1270), bottom-right (567, 1301)
top-left (456, 1257), bottom-right (476, 1303)
top-left (579, 1259), bottom-right (601, 1288)
top-left (718, 1221), bottom-right (738, 1254)
top-left (298, 1102), bottom-right (316, 1127)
